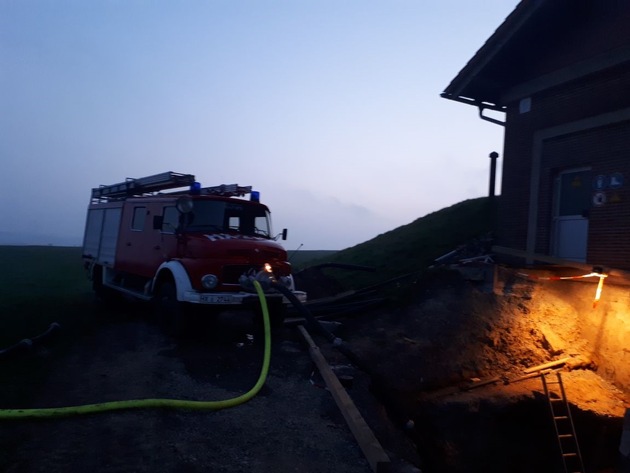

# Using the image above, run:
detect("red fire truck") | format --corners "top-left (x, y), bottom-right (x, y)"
top-left (81, 171), bottom-right (305, 329)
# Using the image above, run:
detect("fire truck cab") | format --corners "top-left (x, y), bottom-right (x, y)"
top-left (82, 172), bottom-right (305, 327)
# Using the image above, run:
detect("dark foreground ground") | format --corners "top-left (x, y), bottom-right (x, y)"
top-left (0, 305), bottom-right (419, 473)
top-left (1, 268), bottom-right (628, 473)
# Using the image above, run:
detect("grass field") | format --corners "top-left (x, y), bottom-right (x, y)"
top-left (0, 246), bottom-right (98, 408)
top-left (0, 246), bottom-right (94, 346)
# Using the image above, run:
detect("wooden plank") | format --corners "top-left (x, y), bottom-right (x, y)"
top-left (522, 357), bottom-right (571, 374)
top-left (297, 325), bottom-right (391, 473)
top-left (493, 245), bottom-right (594, 272)
top-left (461, 376), bottom-right (502, 391)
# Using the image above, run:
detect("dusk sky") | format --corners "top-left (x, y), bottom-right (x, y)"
top-left (1, 1), bottom-right (518, 251)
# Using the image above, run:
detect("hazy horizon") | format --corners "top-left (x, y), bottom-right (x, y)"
top-left (2, 1), bottom-right (516, 251)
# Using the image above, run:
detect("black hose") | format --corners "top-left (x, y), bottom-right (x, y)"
top-left (271, 282), bottom-right (337, 343)
top-left (0, 322), bottom-right (61, 360)
top-left (297, 263), bottom-right (376, 273)
top-left (271, 283), bottom-right (367, 370)
top-left (0, 339), bottom-right (33, 359)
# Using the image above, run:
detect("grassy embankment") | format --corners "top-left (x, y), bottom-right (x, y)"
top-left (298, 196), bottom-right (496, 292)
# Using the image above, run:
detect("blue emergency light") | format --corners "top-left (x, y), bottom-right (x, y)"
top-left (190, 182), bottom-right (202, 195)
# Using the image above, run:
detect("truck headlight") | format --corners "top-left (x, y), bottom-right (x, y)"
top-left (201, 274), bottom-right (219, 289)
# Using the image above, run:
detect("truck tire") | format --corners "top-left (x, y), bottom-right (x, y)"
top-left (155, 281), bottom-right (189, 337)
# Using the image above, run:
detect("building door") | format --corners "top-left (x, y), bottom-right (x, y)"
top-left (552, 168), bottom-right (591, 262)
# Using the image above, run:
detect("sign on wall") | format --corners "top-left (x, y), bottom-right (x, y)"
top-left (592, 173), bottom-right (624, 206)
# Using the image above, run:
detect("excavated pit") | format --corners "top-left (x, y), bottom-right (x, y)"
top-left (309, 266), bottom-right (630, 472)
top-left (410, 390), bottom-right (623, 473)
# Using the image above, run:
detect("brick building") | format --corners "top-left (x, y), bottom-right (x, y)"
top-left (442, 0), bottom-right (630, 272)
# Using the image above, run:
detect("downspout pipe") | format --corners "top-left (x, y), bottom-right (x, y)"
top-left (478, 105), bottom-right (506, 127)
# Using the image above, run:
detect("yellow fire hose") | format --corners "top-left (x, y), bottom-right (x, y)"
top-left (0, 280), bottom-right (271, 420)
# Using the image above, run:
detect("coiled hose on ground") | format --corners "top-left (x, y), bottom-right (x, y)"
top-left (0, 280), bottom-right (271, 420)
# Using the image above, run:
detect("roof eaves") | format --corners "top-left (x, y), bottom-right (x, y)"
top-left (442, 0), bottom-right (546, 106)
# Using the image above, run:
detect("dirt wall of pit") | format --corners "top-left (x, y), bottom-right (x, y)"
top-left (579, 281), bottom-right (630, 392)
top-left (525, 275), bottom-right (630, 393)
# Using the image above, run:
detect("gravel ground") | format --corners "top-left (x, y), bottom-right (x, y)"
top-left (0, 308), bottom-right (391, 473)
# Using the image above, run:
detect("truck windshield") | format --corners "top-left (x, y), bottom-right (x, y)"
top-left (184, 200), bottom-right (272, 238)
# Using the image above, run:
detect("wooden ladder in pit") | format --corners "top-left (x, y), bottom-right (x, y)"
top-left (541, 371), bottom-right (585, 473)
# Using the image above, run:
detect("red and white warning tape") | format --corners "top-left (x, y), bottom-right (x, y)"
top-left (517, 271), bottom-right (608, 308)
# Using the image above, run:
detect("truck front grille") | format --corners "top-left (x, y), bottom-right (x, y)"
top-left (222, 265), bottom-right (260, 285)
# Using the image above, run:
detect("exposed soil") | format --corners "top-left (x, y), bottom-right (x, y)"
top-left (317, 266), bottom-right (629, 473)
top-left (1, 266), bottom-right (629, 473)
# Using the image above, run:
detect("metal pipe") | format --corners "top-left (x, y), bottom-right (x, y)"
top-left (489, 151), bottom-right (499, 198)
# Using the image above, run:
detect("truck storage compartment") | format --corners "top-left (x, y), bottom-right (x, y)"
top-left (83, 207), bottom-right (122, 267)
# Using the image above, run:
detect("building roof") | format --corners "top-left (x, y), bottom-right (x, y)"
top-left (441, 0), bottom-right (564, 109)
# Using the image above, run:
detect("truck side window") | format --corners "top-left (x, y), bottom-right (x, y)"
top-left (131, 207), bottom-right (146, 231)
top-left (255, 216), bottom-right (269, 237)
top-left (162, 206), bottom-right (179, 234)
top-left (228, 216), bottom-right (240, 231)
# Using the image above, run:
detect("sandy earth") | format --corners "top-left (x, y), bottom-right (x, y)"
top-left (324, 267), bottom-right (628, 472)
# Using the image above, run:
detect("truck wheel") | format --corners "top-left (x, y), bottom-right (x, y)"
top-left (155, 282), bottom-right (189, 337)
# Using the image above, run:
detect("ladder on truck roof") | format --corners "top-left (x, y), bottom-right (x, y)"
top-left (196, 184), bottom-right (252, 197)
top-left (91, 172), bottom-right (254, 202)
top-left (91, 172), bottom-right (196, 202)
top-left (166, 183), bottom-right (253, 197)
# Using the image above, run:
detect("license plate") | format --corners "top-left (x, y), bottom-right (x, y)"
top-left (200, 294), bottom-right (234, 304)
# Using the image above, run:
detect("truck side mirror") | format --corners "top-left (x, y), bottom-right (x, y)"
top-left (282, 228), bottom-right (288, 240)
top-left (153, 215), bottom-right (164, 230)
